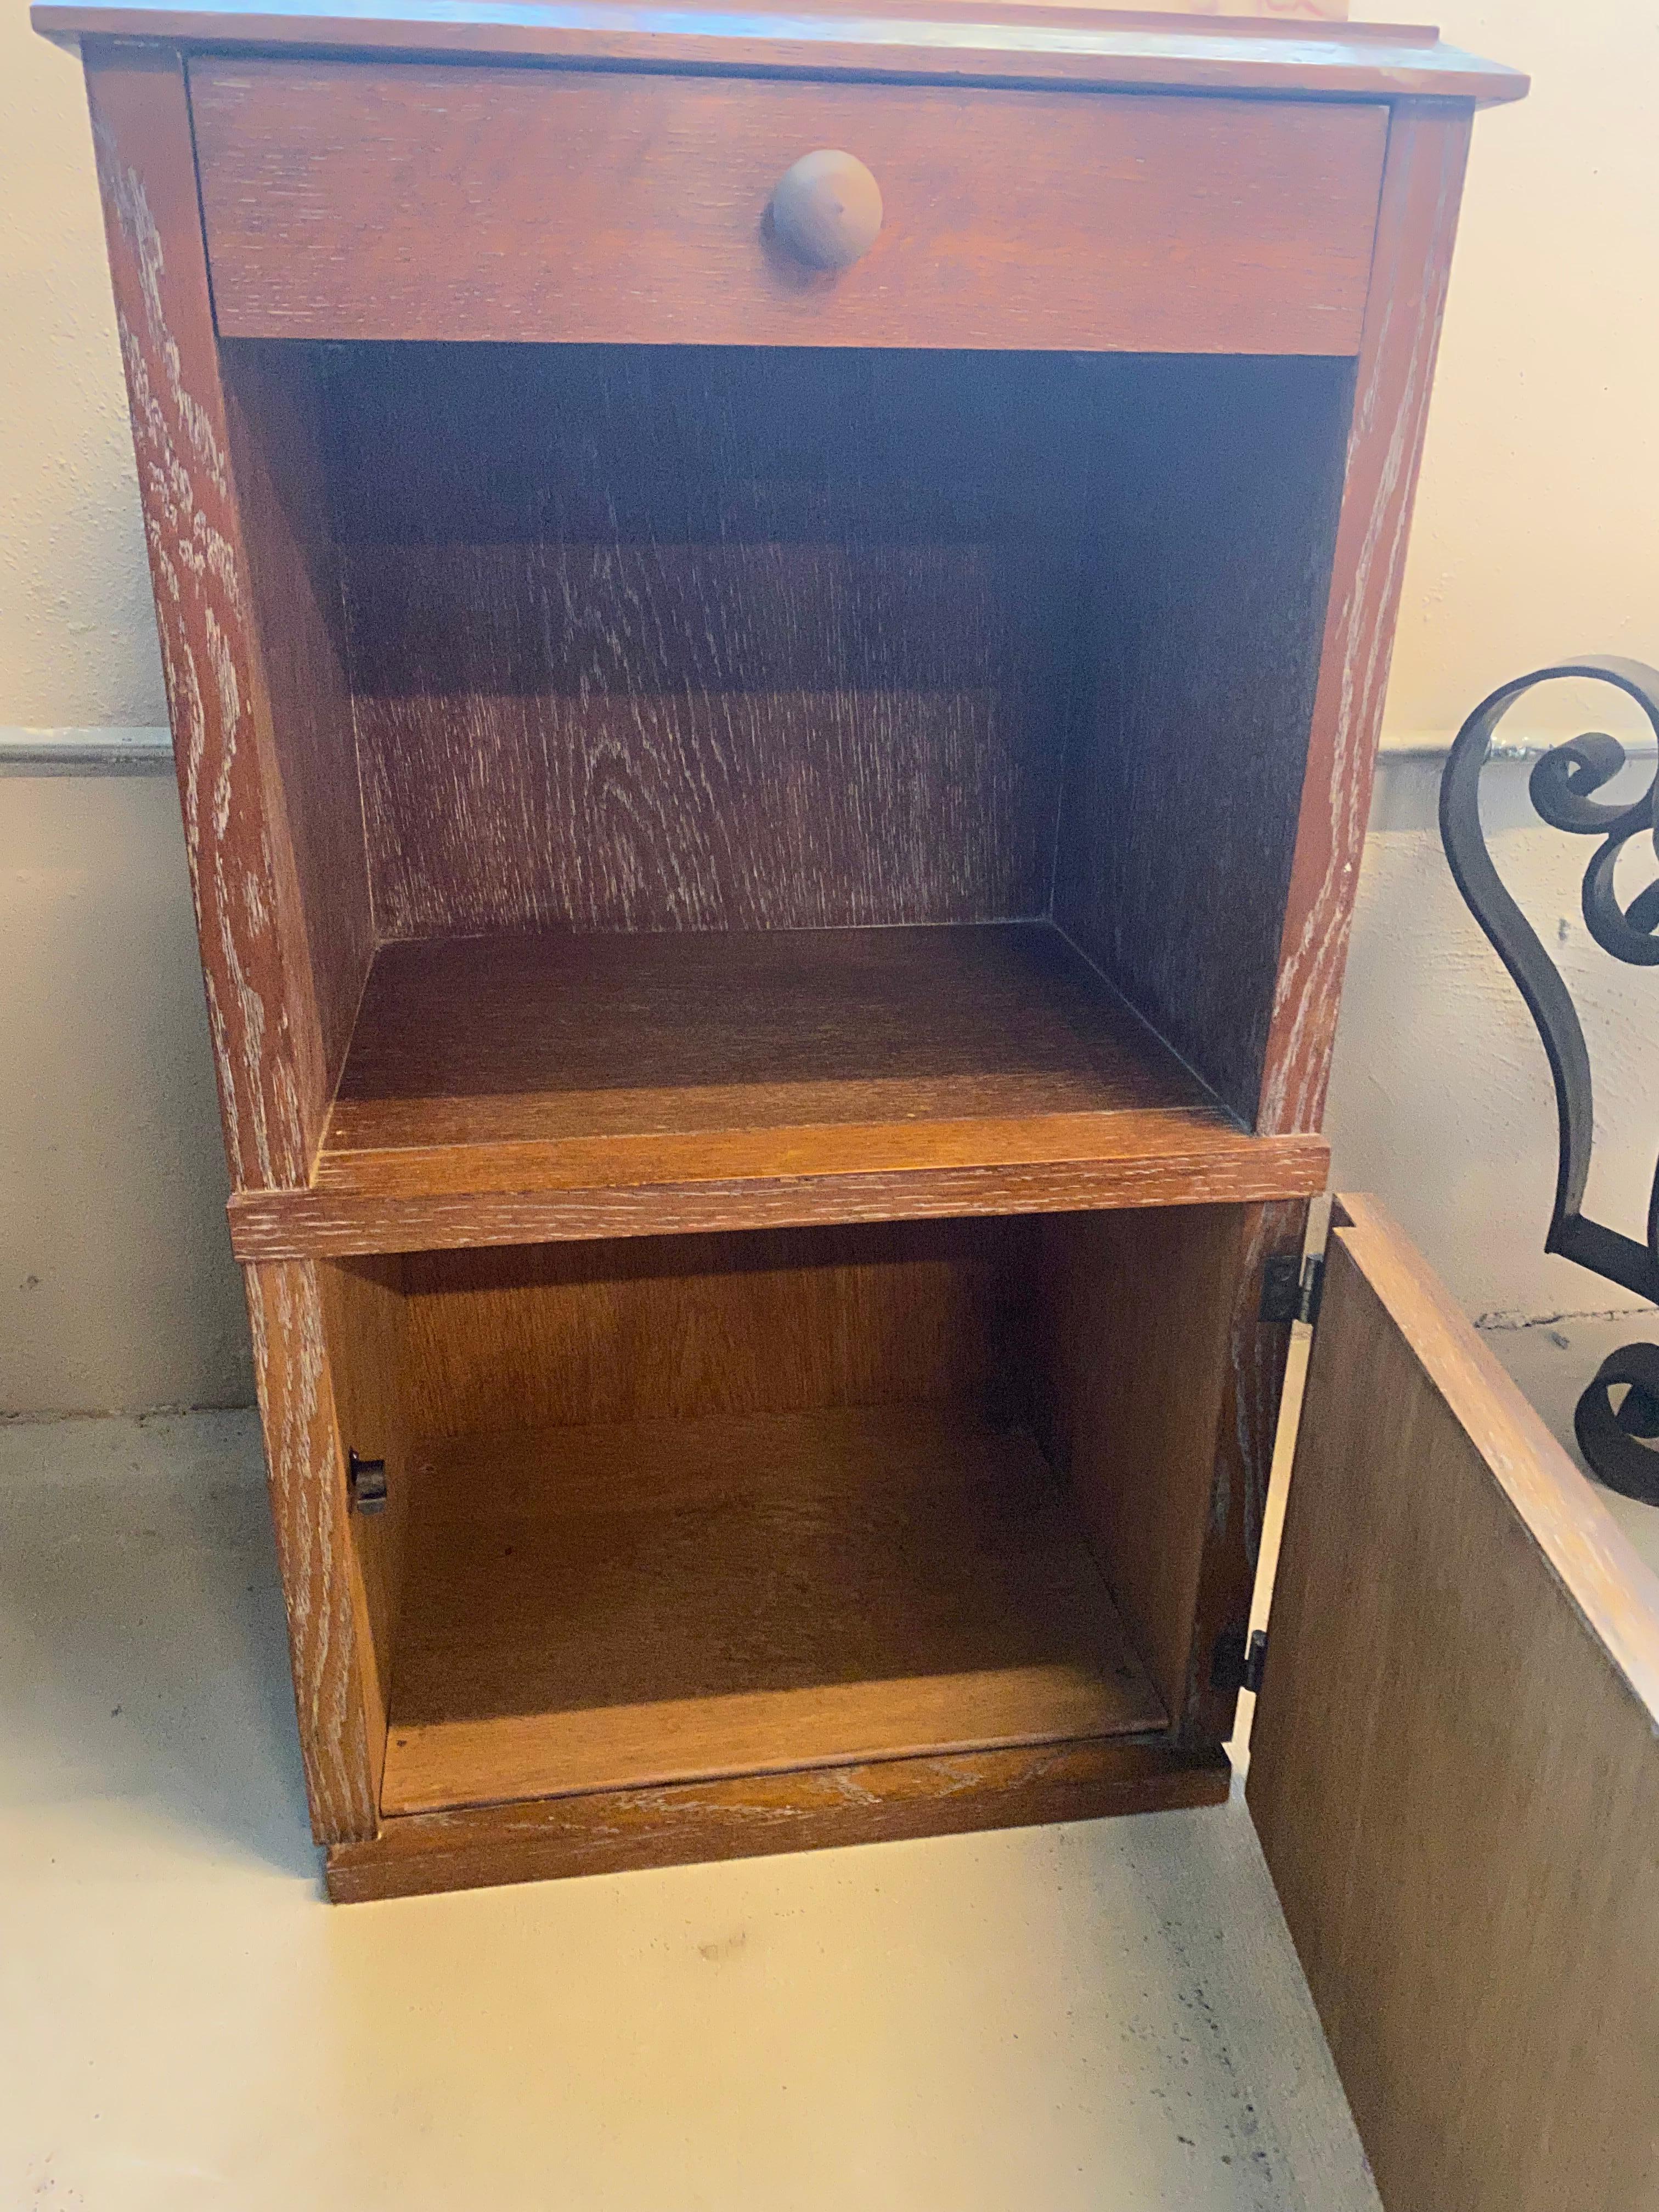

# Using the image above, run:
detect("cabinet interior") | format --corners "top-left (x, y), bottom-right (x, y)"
top-left (223, 336), bottom-right (1343, 1819)
top-left (223, 338), bottom-right (1355, 1173)
top-left (321, 1206), bottom-right (1246, 1818)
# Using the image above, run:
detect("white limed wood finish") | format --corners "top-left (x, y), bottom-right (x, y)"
top-left (244, 1258), bottom-right (380, 1841)
top-left (55, 0), bottom-right (1527, 1920)
top-left (1258, 100), bottom-right (1472, 1137)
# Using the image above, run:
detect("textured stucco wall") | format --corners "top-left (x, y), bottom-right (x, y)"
top-left (2, 0), bottom-right (1655, 1413)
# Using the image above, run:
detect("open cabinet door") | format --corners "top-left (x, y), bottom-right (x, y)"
top-left (1248, 1195), bottom-right (1659, 2211)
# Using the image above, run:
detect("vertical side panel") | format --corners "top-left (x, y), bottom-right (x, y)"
top-left (1125, 109), bottom-right (1474, 1741)
top-left (83, 42), bottom-right (371, 1182)
top-left (1258, 100), bottom-right (1474, 1134)
top-left (1052, 356), bottom-right (1352, 1122)
top-left (245, 1259), bottom-right (380, 1842)
top-left (1249, 1198), bottom-right (1659, 2210)
top-left (1030, 1204), bottom-right (1244, 1720)
top-left (317, 1254), bottom-right (414, 1797)
top-left (219, 340), bottom-right (378, 1078)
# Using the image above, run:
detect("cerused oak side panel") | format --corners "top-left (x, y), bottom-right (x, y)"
top-left (1051, 355), bottom-right (1352, 1125)
top-left (315, 1254), bottom-right (414, 1795)
top-left (1165, 107), bottom-right (1476, 1742)
top-left (244, 1259), bottom-right (382, 1841)
top-left (190, 67), bottom-right (1387, 354)
top-left (84, 43), bottom-right (308, 1185)
top-left (83, 43), bottom-right (374, 1182)
top-left (1249, 1199), bottom-right (1659, 2212)
top-left (1031, 1205), bottom-right (1245, 1722)
top-left (1258, 100), bottom-right (1474, 1137)
top-left (218, 342), bottom-right (378, 1063)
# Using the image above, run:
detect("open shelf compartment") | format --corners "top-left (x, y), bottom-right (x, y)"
top-left (218, 340), bottom-right (1353, 1257)
top-left (261, 919), bottom-right (1324, 1250)
top-left (383, 1402), bottom-right (1165, 1816)
top-left (324, 1205), bottom-right (1246, 1853)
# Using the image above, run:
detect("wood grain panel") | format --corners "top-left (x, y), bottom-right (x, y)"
top-left (314, 1254), bottom-right (411, 1798)
top-left (1250, 1198), bottom-right (1659, 2212)
top-left (1257, 102), bottom-right (1474, 1136)
top-left (243, 1259), bottom-right (380, 1840)
top-left (324, 345), bottom-right (1082, 940)
top-left (229, 1127), bottom-right (1329, 1260)
top-left (217, 341), bottom-right (377, 1121)
top-left (399, 1218), bottom-right (1029, 1437)
top-left (382, 1403), bottom-right (1166, 1814)
top-left (42, 3), bottom-right (1527, 108)
top-left (1051, 356), bottom-right (1353, 1122)
top-left (192, 65), bottom-right (1387, 353)
top-left (325, 924), bottom-right (1218, 1157)
top-left (330, 1738), bottom-right (1231, 1901)
top-left (85, 45), bottom-right (322, 1184)
top-left (1031, 1204), bottom-right (1245, 1720)
top-left (215, 921), bottom-right (1334, 1258)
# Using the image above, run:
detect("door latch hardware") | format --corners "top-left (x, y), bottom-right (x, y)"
top-left (348, 1451), bottom-right (388, 1515)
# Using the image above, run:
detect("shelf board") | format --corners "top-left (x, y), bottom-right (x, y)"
top-left (228, 922), bottom-right (1328, 1256)
top-left (380, 1402), bottom-right (1168, 1818)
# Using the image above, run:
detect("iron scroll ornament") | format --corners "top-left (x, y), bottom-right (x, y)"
top-left (1439, 656), bottom-right (1659, 1502)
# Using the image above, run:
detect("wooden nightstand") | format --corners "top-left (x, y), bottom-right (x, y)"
top-left (36, 2), bottom-right (1659, 2197)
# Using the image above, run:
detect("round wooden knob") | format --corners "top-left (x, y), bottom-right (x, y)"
top-left (770, 150), bottom-right (883, 272)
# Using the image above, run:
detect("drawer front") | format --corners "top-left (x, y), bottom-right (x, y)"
top-left (191, 62), bottom-right (1387, 353)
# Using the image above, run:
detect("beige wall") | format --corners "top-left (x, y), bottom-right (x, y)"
top-left (2, 16), bottom-right (166, 730)
top-left (0, 773), bottom-right (253, 1411)
top-left (2, 2), bottom-right (1655, 1411)
top-left (1367, 0), bottom-right (1659, 738)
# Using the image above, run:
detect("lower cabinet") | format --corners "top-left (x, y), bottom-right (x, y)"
top-left (265, 1193), bottom-right (1658, 2212)
top-left (306, 1206), bottom-right (1252, 1874)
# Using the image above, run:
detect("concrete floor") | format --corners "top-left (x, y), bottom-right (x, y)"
top-left (1, 1404), bottom-right (1385, 2212)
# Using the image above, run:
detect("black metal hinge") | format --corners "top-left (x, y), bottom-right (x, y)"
top-left (1211, 1625), bottom-right (1268, 1697)
top-left (1260, 1252), bottom-right (1325, 1328)
top-left (348, 1450), bottom-right (388, 1515)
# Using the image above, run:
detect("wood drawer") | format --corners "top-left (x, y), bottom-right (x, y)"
top-left (190, 61), bottom-right (1388, 353)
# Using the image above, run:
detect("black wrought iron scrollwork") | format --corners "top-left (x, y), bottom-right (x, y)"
top-left (1439, 655), bottom-right (1659, 1502)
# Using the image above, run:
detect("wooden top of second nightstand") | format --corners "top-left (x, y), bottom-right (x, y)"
top-left (32, 0), bottom-right (1528, 107)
